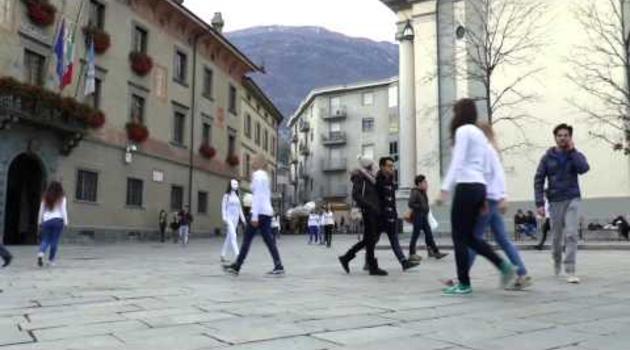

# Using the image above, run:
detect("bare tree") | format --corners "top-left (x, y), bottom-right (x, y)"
top-left (453, 0), bottom-right (548, 153)
top-left (568, 0), bottom-right (630, 154)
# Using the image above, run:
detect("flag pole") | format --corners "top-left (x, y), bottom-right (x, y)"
top-left (72, 0), bottom-right (87, 98)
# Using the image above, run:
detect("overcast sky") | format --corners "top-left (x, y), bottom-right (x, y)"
top-left (184, 0), bottom-right (398, 42)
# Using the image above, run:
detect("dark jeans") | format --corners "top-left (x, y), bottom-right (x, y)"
top-left (38, 218), bottom-right (64, 261)
top-left (234, 215), bottom-right (283, 270)
top-left (410, 213), bottom-right (438, 255)
top-left (159, 223), bottom-right (167, 242)
top-left (382, 221), bottom-right (406, 264)
top-left (324, 225), bottom-right (333, 247)
top-left (343, 211), bottom-right (380, 267)
top-left (451, 184), bottom-right (503, 286)
top-left (0, 244), bottom-right (12, 261)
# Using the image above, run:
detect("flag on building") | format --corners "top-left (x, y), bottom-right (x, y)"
top-left (84, 38), bottom-right (96, 96)
top-left (54, 18), bottom-right (76, 90)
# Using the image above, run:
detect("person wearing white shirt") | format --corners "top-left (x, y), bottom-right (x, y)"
top-left (439, 99), bottom-right (515, 295)
top-left (36, 181), bottom-right (68, 267)
top-left (322, 204), bottom-right (335, 248)
top-left (307, 212), bottom-right (320, 244)
top-left (224, 155), bottom-right (284, 276)
top-left (220, 179), bottom-right (246, 263)
top-left (466, 123), bottom-right (532, 290)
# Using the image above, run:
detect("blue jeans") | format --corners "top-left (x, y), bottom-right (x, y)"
top-left (308, 225), bottom-right (319, 243)
top-left (39, 218), bottom-right (64, 261)
top-left (469, 200), bottom-right (528, 276)
top-left (235, 215), bottom-right (283, 270)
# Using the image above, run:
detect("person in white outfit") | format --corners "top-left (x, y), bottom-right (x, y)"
top-left (307, 211), bottom-right (320, 244)
top-left (323, 204), bottom-right (335, 248)
top-left (37, 181), bottom-right (68, 267)
top-left (221, 179), bottom-right (246, 263)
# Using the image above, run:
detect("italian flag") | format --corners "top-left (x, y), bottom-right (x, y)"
top-left (54, 19), bottom-right (76, 90)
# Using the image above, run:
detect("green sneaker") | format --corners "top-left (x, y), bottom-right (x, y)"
top-left (442, 284), bottom-right (472, 295)
top-left (500, 261), bottom-right (517, 289)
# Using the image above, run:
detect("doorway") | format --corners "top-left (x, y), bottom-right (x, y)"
top-left (3, 153), bottom-right (46, 245)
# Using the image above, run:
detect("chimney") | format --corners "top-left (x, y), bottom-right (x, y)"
top-left (212, 12), bottom-right (224, 33)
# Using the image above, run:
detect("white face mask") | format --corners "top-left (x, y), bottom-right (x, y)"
top-left (230, 180), bottom-right (239, 191)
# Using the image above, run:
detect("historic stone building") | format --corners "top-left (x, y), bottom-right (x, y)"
top-left (288, 77), bottom-right (400, 211)
top-left (0, 0), bottom-right (280, 244)
top-left (380, 0), bottom-right (630, 227)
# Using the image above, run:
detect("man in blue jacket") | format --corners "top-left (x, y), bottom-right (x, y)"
top-left (534, 124), bottom-right (589, 284)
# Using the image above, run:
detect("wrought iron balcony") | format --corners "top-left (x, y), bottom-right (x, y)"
top-left (321, 158), bottom-right (347, 172)
top-left (321, 106), bottom-right (347, 120)
top-left (322, 184), bottom-right (348, 198)
top-left (322, 131), bottom-right (347, 146)
top-left (0, 78), bottom-right (100, 155)
top-left (299, 141), bottom-right (310, 155)
top-left (299, 120), bottom-right (310, 132)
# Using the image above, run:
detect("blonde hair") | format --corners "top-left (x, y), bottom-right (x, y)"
top-left (477, 122), bottom-right (499, 151)
top-left (252, 154), bottom-right (267, 171)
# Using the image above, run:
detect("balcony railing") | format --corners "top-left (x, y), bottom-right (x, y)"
top-left (299, 120), bottom-right (310, 132)
top-left (299, 142), bottom-right (310, 155)
top-left (321, 131), bottom-right (347, 145)
top-left (321, 106), bottom-right (347, 120)
top-left (321, 158), bottom-right (347, 172)
top-left (0, 80), bottom-right (98, 155)
top-left (322, 184), bottom-right (348, 198)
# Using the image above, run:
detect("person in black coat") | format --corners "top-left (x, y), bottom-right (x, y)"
top-left (338, 156), bottom-right (388, 276)
top-left (375, 157), bottom-right (419, 272)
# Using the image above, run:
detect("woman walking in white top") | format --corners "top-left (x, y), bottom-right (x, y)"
top-left (439, 99), bottom-right (515, 295)
top-left (221, 179), bottom-right (246, 263)
top-left (37, 181), bottom-right (68, 267)
top-left (323, 204), bottom-right (335, 248)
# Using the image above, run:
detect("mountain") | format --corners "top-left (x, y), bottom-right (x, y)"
top-left (227, 26), bottom-right (399, 124)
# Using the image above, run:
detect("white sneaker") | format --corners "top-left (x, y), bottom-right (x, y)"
top-left (47, 261), bottom-right (56, 267)
top-left (567, 275), bottom-right (580, 284)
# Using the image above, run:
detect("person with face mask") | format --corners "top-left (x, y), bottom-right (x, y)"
top-left (221, 179), bottom-right (247, 263)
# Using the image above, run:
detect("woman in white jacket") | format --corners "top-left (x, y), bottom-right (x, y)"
top-left (221, 179), bottom-right (246, 263)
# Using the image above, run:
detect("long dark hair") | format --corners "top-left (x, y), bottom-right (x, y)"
top-left (43, 181), bottom-right (64, 209)
top-left (449, 98), bottom-right (478, 143)
top-left (225, 179), bottom-right (240, 197)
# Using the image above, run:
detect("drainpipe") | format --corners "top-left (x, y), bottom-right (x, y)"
top-left (435, 0), bottom-right (444, 177)
top-left (188, 33), bottom-right (201, 210)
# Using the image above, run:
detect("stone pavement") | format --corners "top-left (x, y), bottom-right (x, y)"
top-left (1, 235), bottom-right (629, 350)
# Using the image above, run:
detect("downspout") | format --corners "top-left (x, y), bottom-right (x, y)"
top-left (435, 0), bottom-right (444, 177)
top-left (188, 33), bottom-right (202, 210)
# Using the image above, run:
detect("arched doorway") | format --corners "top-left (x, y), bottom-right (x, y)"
top-left (3, 153), bottom-right (46, 245)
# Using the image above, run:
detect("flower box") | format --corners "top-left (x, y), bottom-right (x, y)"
top-left (126, 122), bottom-right (149, 143)
top-left (226, 154), bottom-right (240, 167)
top-left (129, 51), bottom-right (153, 76)
top-left (199, 143), bottom-right (217, 159)
top-left (83, 26), bottom-right (111, 54)
top-left (23, 0), bottom-right (56, 27)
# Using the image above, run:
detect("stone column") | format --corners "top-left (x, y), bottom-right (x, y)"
top-left (397, 21), bottom-right (416, 197)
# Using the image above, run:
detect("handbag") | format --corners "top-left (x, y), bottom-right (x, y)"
top-left (428, 210), bottom-right (439, 230)
top-left (403, 209), bottom-right (415, 223)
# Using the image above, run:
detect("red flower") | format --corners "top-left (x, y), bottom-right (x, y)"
top-left (24, 0), bottom-right (56, 27)
top-left (199, 143), bottom-right (217, 159)
top-left (83, 26), bottom-right (111, 54)
top-left (126, 122), bottom-right (149, 143)
top-left (226, 154), bottom-right (240, 167)
top-left (88, 111), bottom-right (106, 129)
top-left (129, 51), bottom-right (153, 76)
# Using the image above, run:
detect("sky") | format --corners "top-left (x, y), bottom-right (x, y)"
top-left (183, 0), bottom-right (398, 43)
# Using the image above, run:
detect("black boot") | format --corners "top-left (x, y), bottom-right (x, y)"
top-left (368, 258), bottom-right (388, 276)
top-left (428, 248), bottom-right (448, 259)
top-left (338, 254), bottom-right (353, 274)
top-left (402, 259), bottom-right (420, 271)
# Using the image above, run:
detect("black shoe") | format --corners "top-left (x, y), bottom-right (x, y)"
top-left (266, 268), bottom-right (285, 276)
top-left (402, 259), bottom-right (420, 271)
top-left (37, 256), bottom-right (43, 267)
top-left (369, 267), bottom-right (388, 276)
top-left (433, 251), bottom-right (448, 260)
top-left (2, 254), bottom-right (12, 267)
top-left (338, 256), bottom-right (350, 274)
top-left (534, 245), bottom-right (543, 251)
top-left (223, 264), bottom-right (239, 276)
